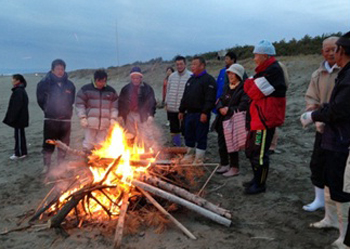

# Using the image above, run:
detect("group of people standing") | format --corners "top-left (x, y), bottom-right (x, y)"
top-left (3, 31), bottom-right (350, 248)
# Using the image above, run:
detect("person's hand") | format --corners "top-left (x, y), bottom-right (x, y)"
top-left (117, 117), bottom-right (125, 127)
top-left (300, 111), bottom-right (313, 128)
top-left (178, 113), bottom-right (184, 121)
top-left (80, 118), bottom-right (88, 128)
top-left (315, 122), bottom-right (325, 134)
top-left (200, 113), bottom-right (208, 123)
top-left (219, 107), bottom-right (228, 116)
top-left (110, 118), bottom-right (117, 127)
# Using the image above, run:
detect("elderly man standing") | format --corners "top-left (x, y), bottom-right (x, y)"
top-left (36, 59), bottom-right (76, 173)
top-left (302, 37), bottom-right (340, 214)
top-left (179, 56), bottom-right (217, 164)
top-left (301, 31), bottom-right (350, 249)
top-left (75, 70), bottom-right (118, 153)
top-left (117, 66), bottom-right (156, 149)
top-left (165, 55), bottom-right (192, 146)
top-left (243, 40), bottom-right (287, 195)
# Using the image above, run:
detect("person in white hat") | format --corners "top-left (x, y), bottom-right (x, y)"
top-left (243, 40), bottom-right (287, 194)
top-left (212, 63), bottom-right (249, 177)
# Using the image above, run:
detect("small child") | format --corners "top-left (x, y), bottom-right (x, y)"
top-left (3, 74), bottom-right (29, 160)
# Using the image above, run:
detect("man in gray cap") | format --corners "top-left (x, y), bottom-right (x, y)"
top-left (301, 31), bottom-right (350, 249)
top-left (36, 59), bottom-right (76, 173)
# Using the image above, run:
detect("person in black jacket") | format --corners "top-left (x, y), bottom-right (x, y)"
top-left (36, 59), bottom-right (75, 173)
top-left (300, 31), bottom-right (350, 248)
top-left (179, 56), bottom-right (217, 164)
top-left (3, 74), bottom-right (29, 160)
top-left (117, 66), bottom-right (156, 149)
top-left (213, 64), bottom-right (249, 177)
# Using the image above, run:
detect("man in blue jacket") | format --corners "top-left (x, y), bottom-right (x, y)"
top-left (36, 59), bottom-right (76, 173)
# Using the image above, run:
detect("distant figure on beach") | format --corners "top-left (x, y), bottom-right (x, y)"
top-left (212, 64), bottom-right (249, 177)
top-left (302, 36), bottom-right (340, 213)
top-left (75, 69), bottom-right (118, 153)
top-left (243, 40), bottom-right (287, 195)
top-left (36, 59), bottom-right (76, 173)
top-left (178, 56), bottom-right (217, 164)
top-left (3, 74), bottom-right (29, 160)
top-left (162, 66), bottom-right (174, 106)
top-left (165, 56), bottom-right (192, 146)
top-left (117, 66), bottom-right (156, 149)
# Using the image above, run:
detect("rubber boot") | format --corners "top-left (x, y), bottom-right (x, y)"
top-left (193, 148), bottom-right (206, 165)
top-left (332, 202), bottom-right (350, 249)
top-left (42, 154), bottom-right (51, 174)
top-left (310, 186), bottom-right (339, 229)
top-left (180, 147), bottom-right (195, 164)
top-left (303, 186), bottom-right (325, 212)
top-left (171, 133), bottom-right (182, 147)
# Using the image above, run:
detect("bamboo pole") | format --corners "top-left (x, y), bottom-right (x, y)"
top-left (138, 188), bottom-right (197, 240)
top-left (132, 180), bottom-right (231, 227)
top-left (113, 190), bottom-right (130, 249)
top-left (138, 173), bottom-right (232, 219)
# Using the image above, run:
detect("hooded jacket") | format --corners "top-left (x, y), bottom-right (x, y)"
top-left (75, 82), bottom-right (118, 130)
top-left (36, 72), bottom-right (75, 120)
top-left (3, 83), bottom-right (29, 128)
top-left (244, 57), bottom-right (287, 130)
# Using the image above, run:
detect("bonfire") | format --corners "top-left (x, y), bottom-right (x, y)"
top-left (4, 124), bottom-right (232, 249)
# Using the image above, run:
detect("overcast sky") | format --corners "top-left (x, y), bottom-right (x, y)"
top-left (0, 0), bottom-right (349, 74)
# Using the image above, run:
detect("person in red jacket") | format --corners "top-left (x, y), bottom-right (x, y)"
top-left (243, 40), bottom-right (287, 194)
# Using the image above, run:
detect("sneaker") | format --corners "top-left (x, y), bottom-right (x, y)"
top-left (222, 167), bottom-right (240, 177)
top-left (9, 154), bottom-right (27, 160)
top-left (244, 184), bottom-right (266, 195)
top-left (216, 165), bottom-right (230, 173)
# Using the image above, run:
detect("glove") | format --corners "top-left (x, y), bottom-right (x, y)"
top-left (117, 117), bottom-right (125, 127)
top-left (80, 118), bottom-right (88, 128)
top-left (315, 122), bottom-right (325, 134)
top-left (147, 116), bottom-right (154, 124)
top-left (300, 111), bottom-right (313, 128)
top-left (110, 118), bottom-right (117, 127)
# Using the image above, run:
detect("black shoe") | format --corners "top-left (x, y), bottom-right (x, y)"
top-left (244, 184), bottom-right (266, 195)
top-left (242, 178), bottom-right (255, 188)
top-left (268, 149), bottom-right (275, 155)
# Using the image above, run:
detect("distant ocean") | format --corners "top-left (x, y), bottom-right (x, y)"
top-left (0, 68), bottom-right (46, 76)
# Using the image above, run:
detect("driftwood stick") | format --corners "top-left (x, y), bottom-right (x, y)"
top-left (197, 164), bottom-right (220, 196)
top-left (159, 147), bottom-right (188, 154)
top-left (138, 188), bottom-right (197, 240)
top-left (113, 190), bottom-right (130, 249)
top-left (99, 156), bottom-right (122, 185)
top-left (132, 179), bottom-right (231, 227)
top-left (46, 139), bottom-right (86, 157)
top-left (138, 173), bottom-right (231, 219)
top-left (88, 193), bottom-right (113, 218)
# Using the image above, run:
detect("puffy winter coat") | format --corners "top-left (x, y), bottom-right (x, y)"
top-left (3, 84), bottom-right (29, 128)
top-left (36, 72), bottom-right (75, 120)
top-left (244, 57), bottom-right (287, 130)
top-left (75, 83), bottom-right (118, 130)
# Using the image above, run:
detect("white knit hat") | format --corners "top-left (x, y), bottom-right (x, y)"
top-left (253, 40), bottom-right (276, 55)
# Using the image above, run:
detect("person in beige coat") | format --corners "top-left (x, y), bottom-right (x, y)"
top-left (302, 36), bottom-right (340, 214)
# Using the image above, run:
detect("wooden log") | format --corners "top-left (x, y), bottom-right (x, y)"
top-left (138, 188), bottom-right (197, 240)
top-left (132, 180), bottom-right (231, 227)
top-left (159, 147), bottom-right (188, 154)
top-left (113, 190), bottom-right (130, 249)
top-left (46, 139), bottom-right (86, 157)
top-left (137, 173), bottom-right (232, 219)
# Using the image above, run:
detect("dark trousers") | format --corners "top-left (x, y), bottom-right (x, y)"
top-left (167, 112), bottom-right (182, 134)
top-left (217, 121), bottom-right (239, 167)
top-left (43, 120), bottom-right (71, 163)
top-left (324, 150), bottom-right (350, 202)
top-left (14, 128), bottom-right (27, 157)
top-left (184, 112), bottom-right (210, 150)
top-left (245, 128), bottom-right (275, 187)
top-left (309, 132), bottom-right (326, 188)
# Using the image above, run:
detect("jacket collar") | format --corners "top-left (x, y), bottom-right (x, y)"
top-left (255, 56), bottom-right (276, 73)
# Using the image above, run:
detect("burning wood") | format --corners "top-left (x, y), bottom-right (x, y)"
top-left (27, 124), bottom-right (232, 248)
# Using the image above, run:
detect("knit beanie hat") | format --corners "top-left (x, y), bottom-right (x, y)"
top-left (336, 31), bottom-right (350, 48)
top-left (130, 66), bottom-right (143, 77)
top-left (226, 64), bottom-right (245, 81)
top-left (51, 59), bottom-right (66, 70)
top-left (253, 40), bottom-right (276, 55)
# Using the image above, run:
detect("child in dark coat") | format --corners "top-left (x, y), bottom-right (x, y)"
top-left (3, 74), bottom-right (29, 160)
